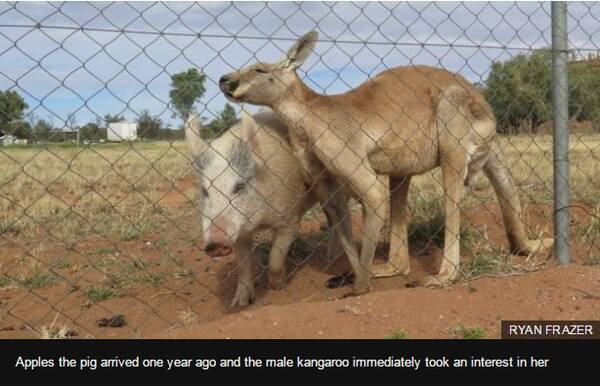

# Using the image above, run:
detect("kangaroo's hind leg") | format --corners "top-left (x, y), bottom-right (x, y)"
top-left (373, 175), bottom-right (412, 278)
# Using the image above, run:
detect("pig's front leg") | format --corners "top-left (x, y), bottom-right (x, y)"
top-left (268, 226), bottom-right (298, 290)
top-left (230, 237), bottom-right (255, 308)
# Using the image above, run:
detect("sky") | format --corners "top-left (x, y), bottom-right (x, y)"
top-left (0, 1), bottom-right (598, 130)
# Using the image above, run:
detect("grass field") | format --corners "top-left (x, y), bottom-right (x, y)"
top-left (1, 134), bottom-right (598, 246)
top-left (0, 133), bottom-right (598, 338)
top-left (0, 141), bottom-right (197, 246)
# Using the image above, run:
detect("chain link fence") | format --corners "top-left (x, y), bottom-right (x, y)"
top-left (0, 1), bottom-right (598, 338)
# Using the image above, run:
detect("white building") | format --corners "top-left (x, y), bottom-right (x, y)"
top-left (0, 134), bottom-right (17, 146)
top-left (107, 122), bottom-right (138, 142)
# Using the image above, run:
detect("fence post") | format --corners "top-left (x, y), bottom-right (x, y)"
top-left (551, 2), bottom-right (570, 265)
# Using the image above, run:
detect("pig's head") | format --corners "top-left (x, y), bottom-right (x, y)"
top-left (184, 111), bottom-right (266, 257)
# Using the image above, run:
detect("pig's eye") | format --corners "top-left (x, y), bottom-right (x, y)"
top-left (233, 182), bottom-right (246, 194)
top-left (201, 187), bottom-right (209, 198)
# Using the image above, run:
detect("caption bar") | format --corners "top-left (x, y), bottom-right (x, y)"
top-left (14, 354), bottom-right (551, 371)
top-left (1, 339), bottom-right (596, 385)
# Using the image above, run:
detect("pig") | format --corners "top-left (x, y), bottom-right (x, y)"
top-left (184, 108), bottom-right (351, 307)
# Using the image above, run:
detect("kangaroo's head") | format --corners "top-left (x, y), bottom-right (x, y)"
top-left (219, 31), bottom-right (318, 107)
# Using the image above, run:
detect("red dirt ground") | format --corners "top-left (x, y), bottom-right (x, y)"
top-left (0, 176), bottom-right (598, 339)
top-left (158, 265), bottom-right (600, 339)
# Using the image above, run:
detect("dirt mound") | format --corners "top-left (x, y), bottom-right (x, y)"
top-left (156, 264), bottom-right (600, 339)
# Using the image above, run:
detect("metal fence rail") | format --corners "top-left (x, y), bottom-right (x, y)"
top-left (551, 2), bottom-right (570, 265)
top-left (0, 1), bottom-right (598, 338)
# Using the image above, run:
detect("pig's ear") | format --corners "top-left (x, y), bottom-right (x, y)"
top-left (184, 112), bottom-right (208, 157)
top-left (239, 110), bottom-right (264, 163)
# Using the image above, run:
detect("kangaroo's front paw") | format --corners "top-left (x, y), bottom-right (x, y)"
top-left (421, 269), bottom-right (459, 288)
top-left (373, 262), bottom-right (410, 278)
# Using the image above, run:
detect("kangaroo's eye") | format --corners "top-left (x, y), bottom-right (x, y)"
top-left (255, 68), bottom-right (268, 74)
top-left (201, 187), bottom-right (209, 198)
top-left (233, 182), bottom-right (246, 194)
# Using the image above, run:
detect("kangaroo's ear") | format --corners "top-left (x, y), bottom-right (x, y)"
top-left (279, 30), bottom-right (319, 70)
top-left (184, 112), bottom-right (208, 157)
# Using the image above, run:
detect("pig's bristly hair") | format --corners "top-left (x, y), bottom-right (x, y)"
top-left (228, 139), bottom-right (255, 180)
top-left (193, 151), bottom-right (213, 172)
top-left (193, 138), bottom-right (255, 181)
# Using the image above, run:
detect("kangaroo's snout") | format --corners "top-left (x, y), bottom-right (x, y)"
top-left (219, 74), bottom-right (231, 85)
top-left (219, 74), bottom-right (238, 96)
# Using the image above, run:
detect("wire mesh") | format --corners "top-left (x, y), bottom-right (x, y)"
top-left (0, 1), bottom-right (598, 339)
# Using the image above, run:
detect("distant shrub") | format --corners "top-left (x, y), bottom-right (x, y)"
top-left (484, 50), bottom-right (600, 133)
top-left (201, 103), bottom-right (238, 140)
top-left (79, 122), bottom-right (107, 142)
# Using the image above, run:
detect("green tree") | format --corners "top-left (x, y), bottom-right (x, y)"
top-left (157, 128), bottom-right (184, 141)
top-left (484, 50), bottom-right (552, 132)
top-left (33, 119), bottom-right (53, 142)
top-left (5, 121), bottom-right (32, 140)
top-left (169, 68), bottom-right (206, 121)
top-left (104, 114), bottom-right (125, 125)
top-left (485, 49), bottom-right (600, 133)
top-left (202, 103), bottom-right (238, 139)
top-left (219, 103), bottom-right (237, 129)
top-left (136, 110), bottom-right (163, 139)
top-left (569, 60), bottom-right (600, 124)
top-left (79, 122), bottom-right (106, 142)
top-left (0, 90), bottom-right (28, 128)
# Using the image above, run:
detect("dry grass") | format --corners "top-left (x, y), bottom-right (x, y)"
top-left (410, 134), bottom-right (600, 207)
top-left (35, 313), bottom-right (76, 339)
top-left (39, 324), bottom-right (75, 339)
top-left (0, 263), bottom-right (11, 288)
top-left (2, 136), bottom-right (597, 246)
top-left (177, 308), bottom-right (199, 327)
top-left (13, 257), bottom-right (58, 289)
top-left (0, 141), bottom-right (196, 246)
top-left (452, 324), bottom-right (485, 339)
top-left (385, 329), bottom-right (409, 339)
top-left (408, 195), bottom-right (476, 252)
top-left (579, 205), bottom-right (600, 243)
top-left (578, 205), bottom-right (600, 265)
top-left (461, 246), bottom-right (546, 280)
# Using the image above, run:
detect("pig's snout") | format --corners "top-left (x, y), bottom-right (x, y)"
top-left (204, 241), bottom-right (233, 257)
top-left (204, 216), bottom-right (234, 257)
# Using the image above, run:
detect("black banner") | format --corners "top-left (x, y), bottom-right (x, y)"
top-left (0, 340), bottom-right (596, 385)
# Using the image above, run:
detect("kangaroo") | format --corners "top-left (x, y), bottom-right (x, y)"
top-left (218, 31), bottom-right (553, 295)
